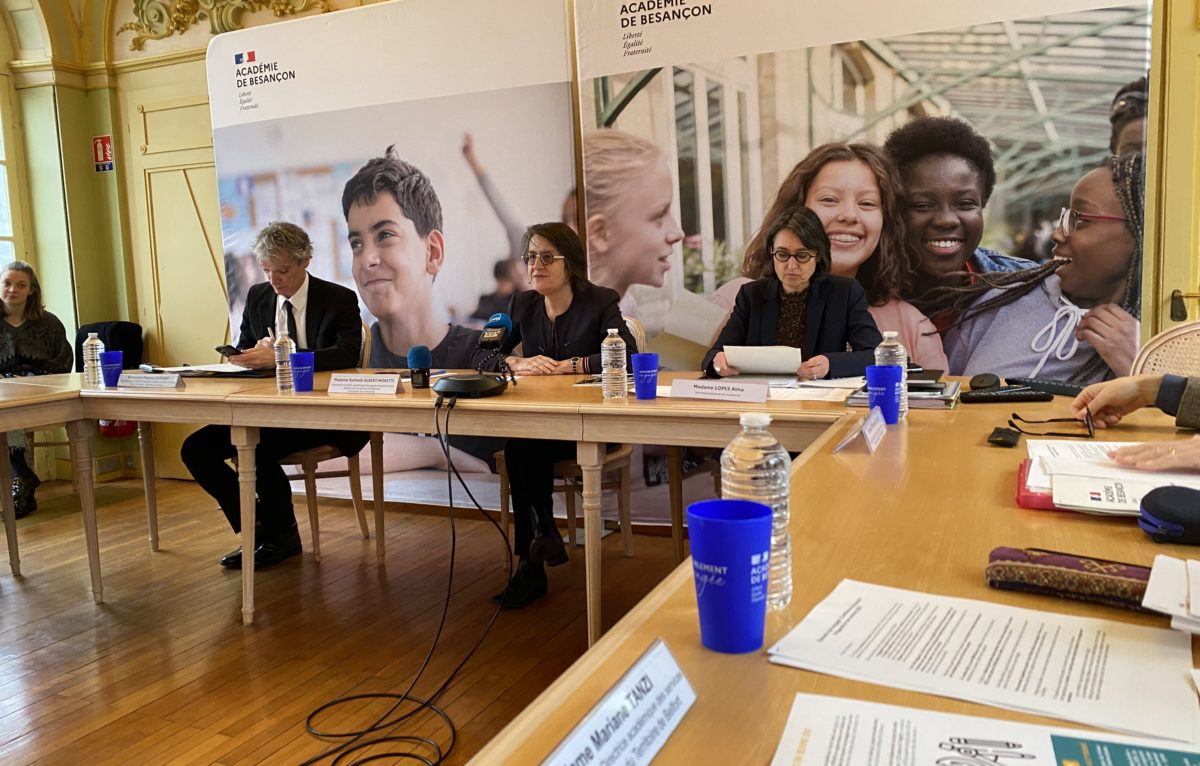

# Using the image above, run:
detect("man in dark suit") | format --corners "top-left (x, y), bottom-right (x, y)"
top-left (181, 222), bottom-right (369, 569)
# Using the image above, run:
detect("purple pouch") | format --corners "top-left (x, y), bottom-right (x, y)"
top-left (985, 546), bottom-right (1152, 613)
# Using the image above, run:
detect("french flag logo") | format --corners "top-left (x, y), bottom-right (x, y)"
top-left (234, 51), bottom-right (256, 65)
top-left (1089, 491), bottom-right (1102, 501)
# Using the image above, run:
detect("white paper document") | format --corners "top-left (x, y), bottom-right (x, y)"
top-left (771, 693), bottom-right (1200, 766)
top-left (159, 362), bottom-right (253, 374)
top-left (724, 345), bottom-right (802, 374)
top-left (1024, 440), bottom-right (1141, 493)
top-left (1049, 474), bottom-right (1155, 515)
top-left (769, 580), bottom-right (1200, 741)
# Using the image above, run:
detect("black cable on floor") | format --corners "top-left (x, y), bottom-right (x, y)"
top-left (298, 396), bottom-right (512, 765)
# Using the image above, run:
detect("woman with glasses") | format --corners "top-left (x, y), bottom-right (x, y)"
top-left (703, 207), bottom-right (882, 380)
top-left (489, 221), bottom-right (636, 609)
top-left (940, 153), bottom-right (1144, 383)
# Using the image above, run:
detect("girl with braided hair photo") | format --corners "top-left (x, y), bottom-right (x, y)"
top-left (942, 152), bottom-right (1143, 384)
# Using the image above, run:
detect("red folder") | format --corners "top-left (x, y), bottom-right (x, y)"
top-left (1015, 458), bottom-right (1058, 510)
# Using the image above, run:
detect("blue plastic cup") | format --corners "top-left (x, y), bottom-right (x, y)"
top-left (686, 498), bottom-right (773, 653)
top-left (99, 350), bottom-right (123, 388)
top-left (631, 353), bottom-right (659, 400)
top-left (290, 351), bottom-right (315, 392)
top-left (866, 365), bottom-right (902, 424)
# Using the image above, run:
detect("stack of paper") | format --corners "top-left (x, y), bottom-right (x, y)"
top-left (1024, 440), bottom-right (1200, 515)
top-left (769, 579), bottom-right (1200, 741)
top-left (1143, 554), bottom-right (1200, 634)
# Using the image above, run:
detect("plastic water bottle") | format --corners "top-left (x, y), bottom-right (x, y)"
top-left (601, 328), bottom-right (627, 400)
top-left (874, 331), bottom-right (908, 420)
top-left (82, 332), bottom-right (104, 388)
top-left (274, 330), bottom-right (296, 393)
top-left (720, 412), bottom-right (792, 609)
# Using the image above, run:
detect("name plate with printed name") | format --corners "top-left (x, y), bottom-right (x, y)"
top-left (327, 373), bottom-right (402, 395)
top-left (832, 406), bottom-right (887, 454)
top-left (543, 639), bottom-right (695, 766)
top-left (670, 378), bottom-right (768, 403)
top-left (116, 372), bottom-right (184, 389)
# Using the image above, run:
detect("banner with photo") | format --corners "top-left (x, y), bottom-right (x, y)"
top-left (576, 0), bottom-right (1152, 384)
top-left (206, 0), bottom-right (576, 498)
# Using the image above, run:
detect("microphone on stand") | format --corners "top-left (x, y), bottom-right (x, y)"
top-left (406, 345), bottom-right (432, 389)
top-left (476, 313), bottom-right (517, 386)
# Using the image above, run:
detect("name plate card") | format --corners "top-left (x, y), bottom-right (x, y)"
top-left (669, 378), bottom-right (768, 403)
top-left (544, 639), bottom-right (695, 766)
top-left (116, 372), bottom-right (184, 389)
top-left (327, 373), bottom-right (402, 395)
top-left (832, 406), bottom-right (887, 454)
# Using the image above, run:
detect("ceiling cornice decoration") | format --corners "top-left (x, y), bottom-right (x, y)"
top-left (116, 0), bottom-right (330, 51)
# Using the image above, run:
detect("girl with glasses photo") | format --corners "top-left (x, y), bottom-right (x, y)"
top-left (940, 153), bottom-right (1144, 384)
top-left (703, 206), bottom-right (882, 380)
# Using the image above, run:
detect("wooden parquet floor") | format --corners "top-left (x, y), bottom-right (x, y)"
top-left (0, 478), bottom-right (678, 765)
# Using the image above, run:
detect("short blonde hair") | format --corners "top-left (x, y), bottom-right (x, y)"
top-left (252, 221), bottom-right (313, 266)
top-left (583, 129), bottom-right (664, 218)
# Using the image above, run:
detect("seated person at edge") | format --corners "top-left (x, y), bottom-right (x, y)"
top-left (1, 260), bottom-right (72, 518)
top-left (181, 222), bottom-right (369, 569)
top-left (343, 146), bottom-right (498, 471)
top-left (941, 153), bottom-right (1144, 384)
top-left (704, 207), bottom-right (882, 380)
top-left (484, 222), bottom-right (636, 609)
top-left (1073, 374), bottom-right (1200, 471)
top-left (883, 117), bottom-right (1035, 333)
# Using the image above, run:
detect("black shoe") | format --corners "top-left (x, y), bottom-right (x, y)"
top-left (529, 528), bottom-right (568, 567)
top-left (253, 527), bottom-right (302, 569)
top-left (490, 561), bottom-right (547, 609)
top-left (219, 547), bottom-right (243, 569)
top-left (11, 477), bottom-right (36, 519)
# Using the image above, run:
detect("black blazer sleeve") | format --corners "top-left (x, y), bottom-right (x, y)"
top-left (583, 289), bottom-right (636, 374)
top-left (702, 281), bottom-right (754, 377)
top-left (235, 283), bottom-right (269, 350)
top-left (305, 277), bottom-right (363, 372)
top-left (821, 279), bottom-right (882, 379)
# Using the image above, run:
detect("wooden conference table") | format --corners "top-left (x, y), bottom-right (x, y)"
top-left (470, 400), bottom-right (1199, 763)
top-left (0, 370), bottom-right (843, 644)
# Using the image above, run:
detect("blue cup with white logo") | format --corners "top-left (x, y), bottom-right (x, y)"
top-left (686, 498), bottom-right (773, 653)
top-left (866, 365), bottom-right (902, 424)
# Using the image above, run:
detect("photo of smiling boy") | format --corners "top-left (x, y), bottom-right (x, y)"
top-left (341, 146), bottom-right (482, 369)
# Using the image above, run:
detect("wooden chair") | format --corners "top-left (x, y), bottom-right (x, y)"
top-left (1130, 320), bottom-right (1200, 376)
top-left (281, 322), bottom-right (375, 561)
top-left (494, 318), bottom-right (646, 557)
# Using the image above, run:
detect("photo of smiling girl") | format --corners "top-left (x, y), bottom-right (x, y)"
top-left (714, 142), bottom-right (948, 370)
top-left (884, 117), bottom-right (1037, 333)
top-left (940, 153), bottom-right (1143, 383)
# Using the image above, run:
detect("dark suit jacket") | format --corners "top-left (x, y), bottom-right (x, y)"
top-left (703, 276), bottom-right (882, 379)
top-left (236, 274), bottom-right (362, 372)
top-left (495, 284), bottom-right (637, 373)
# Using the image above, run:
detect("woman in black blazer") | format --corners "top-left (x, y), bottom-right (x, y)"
top-left (492, 222), bottom-right (636, 609)
top-left (704, 207), bottom-right (882, 380)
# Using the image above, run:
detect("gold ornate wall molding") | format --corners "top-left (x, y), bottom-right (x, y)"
top-left (116, 0), bottom-right (330, 52)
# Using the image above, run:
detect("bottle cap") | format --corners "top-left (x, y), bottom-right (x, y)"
top-left (607, 328), bottom-right (619, 335)
top-left (882, 331), bottom-right (898, 339)
top-left (739, 412), bottom-right (771, 428)
top-left (88, 332), bottom-right (99, 338)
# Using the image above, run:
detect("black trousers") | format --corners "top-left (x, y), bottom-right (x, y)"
top-left (504, 438), bottom-right (577, 557)
top-left (181, 425), bottom-right (369, 540)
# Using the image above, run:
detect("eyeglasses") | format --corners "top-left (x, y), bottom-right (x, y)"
top-left (521, 251), bottom-right (565, 266)
top-left (771, 249), bottom-right (818, 264)
top-left (1007, 407), bottom-right (1094, 439)
top-left (1057, 207), bottom-right (1127, 239)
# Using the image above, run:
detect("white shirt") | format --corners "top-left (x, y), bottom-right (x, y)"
top-left (275, 273), bottom-right (309, 349)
